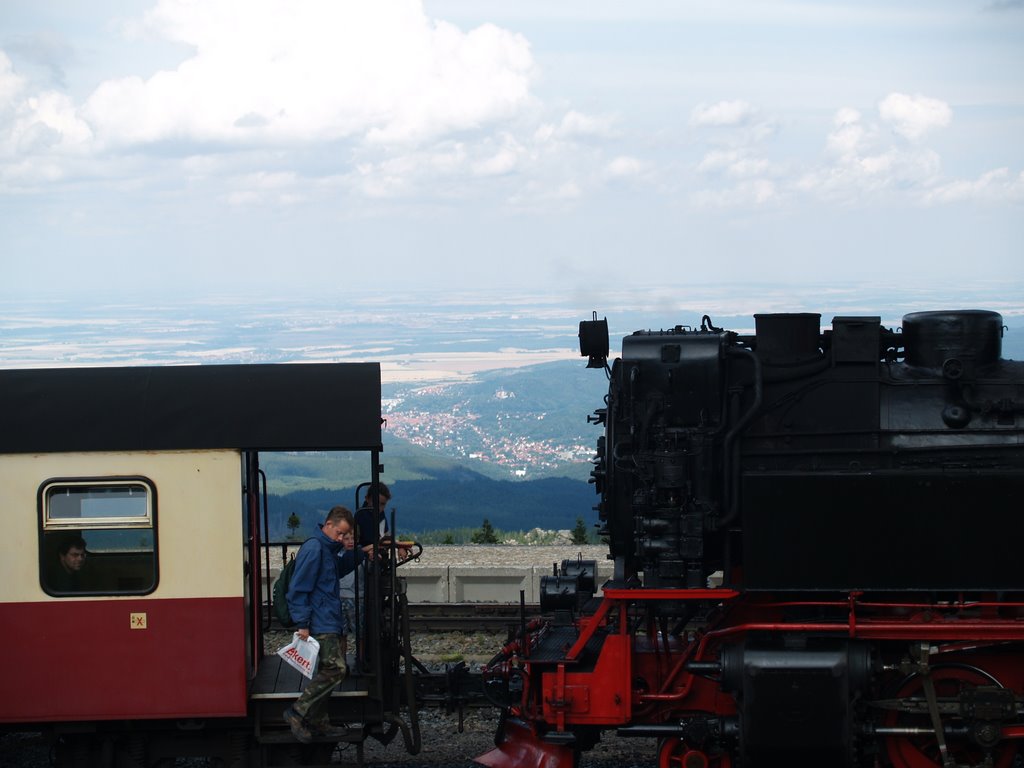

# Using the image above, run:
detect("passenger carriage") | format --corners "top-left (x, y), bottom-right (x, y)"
top-left (0, 362), bottom-right (423, 766)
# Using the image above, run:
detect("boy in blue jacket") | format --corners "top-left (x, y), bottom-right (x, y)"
top-left (282, 505), bottom-right (354, 742)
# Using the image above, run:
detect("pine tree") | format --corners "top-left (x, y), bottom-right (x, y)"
top-left (286, 512), bottom-right (301, 538)
top-left (571, 515), bottom-right (589, 545)
top-left (471, 518), bottom-right (498, 544)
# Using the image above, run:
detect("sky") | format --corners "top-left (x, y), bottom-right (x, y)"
top-left (1, 1), bottom-right (1022, 302)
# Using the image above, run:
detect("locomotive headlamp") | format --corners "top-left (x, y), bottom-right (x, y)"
top-left (579, 312), bottom-right (609, 368)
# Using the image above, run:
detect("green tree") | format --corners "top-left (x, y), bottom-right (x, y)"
top-left (471, 518), bottom-right (499, 544)
top-left (571, 515), bottom-right (589, 545)
top-left (286, 512), bottom-right (301, 539)
top-left (443, 533), bottom-right (455, 545)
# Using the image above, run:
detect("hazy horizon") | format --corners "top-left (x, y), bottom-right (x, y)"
top-left (3, 282), bottom-right (1022, 375)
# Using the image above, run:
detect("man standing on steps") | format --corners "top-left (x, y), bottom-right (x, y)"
top-left (356, 481), bottom-right (411, 561)
top-left (282, 505), bottom-right (354, 743)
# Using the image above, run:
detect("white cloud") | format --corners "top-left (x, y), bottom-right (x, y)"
top-left (506, 177), bottom-right (583, 209)
top-left (12, 1), bottom-right (536, 153)
top-left (923, 167), bottom-right (1024, 204)
top-left (696, 149), bottom-right (739, 174)
top-left (0, 68), bottom-right (95, 189)
top-left (687, 96), bottom-right (977, 210)
top-left (0, 2), bottom-right (1016, 225)
top-left (690, 99), bottom-right (756, 127)
top-left (696, 149), bottom-right (771, 178)
top-left (878, 92), bottom-right (952, 140)
top-left (535, 110), bottom-right (617, 143)
top-left (472, 135), bottom-right (524, 177)
top-left (0, 1), bottom-right (546, 198)
top-left (825, 108), bottom-right (871, 157)
top-left (604, 155), bottom-right (644, 179)
top-left (352, 141), bottom-right (475, 199)
top-left (16, 91), bottom-right (94, 152)
top-left (693, 178), bottom-right (780, 208)
top-left (0, 52), bottom-right (93, 171)
top-left (0, 52), bottom-right (24, 108)
top-left (555, 110), bottom-right (617, 139)
top-left (796, 99), bottom-right (1019, 207)
top-left (799, 146), bottom-right (943, 200)
top-left (797, 103), bottom-right (946, 201)
top-left (335, 132), bottom-right (537, 200)
top-left (226, 170), bottom-right (302, 206)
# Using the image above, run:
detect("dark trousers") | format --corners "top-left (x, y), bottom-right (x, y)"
top-left (292, 633), bottom-right (347, 725)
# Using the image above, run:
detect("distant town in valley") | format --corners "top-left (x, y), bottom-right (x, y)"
top-left (382, 366), bottom-right (604, 480)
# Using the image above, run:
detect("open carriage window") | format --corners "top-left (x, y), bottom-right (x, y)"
top-left (39, 479), bottom-right (158, 596)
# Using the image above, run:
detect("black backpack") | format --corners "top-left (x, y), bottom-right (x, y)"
top-left (272, 538), bottom-right (316, 628)
top-left (273, 555), bottom-right (299, 627)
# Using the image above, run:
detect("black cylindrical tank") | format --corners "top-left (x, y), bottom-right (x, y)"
top-left (560, 559), bottom-right (597, 594)
top-left (902, 310), bottom-right (1003, 372)
top-left (539, 575), bottom-right (579, 612)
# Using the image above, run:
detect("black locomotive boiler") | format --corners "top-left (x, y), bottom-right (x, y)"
top-left (479, 309), bottom-right (1024, 768)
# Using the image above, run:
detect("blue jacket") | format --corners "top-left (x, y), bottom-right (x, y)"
top-left (286, 528), bottom-right (344, 635)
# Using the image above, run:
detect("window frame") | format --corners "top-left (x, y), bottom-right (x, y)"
top-left (38, 475), bottom-right (160, 597)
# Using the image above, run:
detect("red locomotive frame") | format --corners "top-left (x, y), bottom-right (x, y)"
top-left (482, 589), bottom-right (1024, 767)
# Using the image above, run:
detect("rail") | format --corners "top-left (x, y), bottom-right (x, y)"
top-left (264, 602), bottom-right (537, 634)
top-left (406, 602), bottom-right (534, 633)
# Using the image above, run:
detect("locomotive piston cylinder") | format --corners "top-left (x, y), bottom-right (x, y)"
top-left (720, 640), bottom-right (872, 766)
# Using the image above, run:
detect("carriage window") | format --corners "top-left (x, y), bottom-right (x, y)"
top-left (40, 480), bottom-right (158, 596)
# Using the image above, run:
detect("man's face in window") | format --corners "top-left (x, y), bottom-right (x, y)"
top-left (60, 546), bottom-right (86, 574)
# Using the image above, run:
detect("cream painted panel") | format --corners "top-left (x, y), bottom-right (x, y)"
top-left (0, 450), bottom-right (244, 602)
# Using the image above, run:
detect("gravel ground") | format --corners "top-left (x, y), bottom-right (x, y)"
top-left (0, 732), bottom-right (50, 768)
top-left (354, 709), bottom-right (658, 768)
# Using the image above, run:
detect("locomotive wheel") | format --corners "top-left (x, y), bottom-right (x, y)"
top-left (883, 665), bottom-right (1018, 768)
top-left (658, 737), bottom-right (730, 768)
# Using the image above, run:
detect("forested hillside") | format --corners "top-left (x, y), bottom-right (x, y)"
top-left (265, 470), bottom-right (596, 541)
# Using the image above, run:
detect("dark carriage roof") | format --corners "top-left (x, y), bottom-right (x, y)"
top-left (0, 362), bottom-right (381, 453)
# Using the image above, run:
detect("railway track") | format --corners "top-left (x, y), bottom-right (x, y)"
top-left (407, 602), bottom-right (538, 633)
top-left (266, 602), bottom-right (538, 633)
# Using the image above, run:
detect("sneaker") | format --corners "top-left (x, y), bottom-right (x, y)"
top-left (282, 707), bottom-right (312, 744)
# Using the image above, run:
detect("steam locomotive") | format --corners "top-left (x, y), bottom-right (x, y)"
top-left (479, 309), bottom-right (1024, 768)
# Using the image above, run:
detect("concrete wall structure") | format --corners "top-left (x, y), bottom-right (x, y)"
top-left (265, 562), bottom-right (616, 604)
top-left (403, 562), bottom-right (616, 603)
